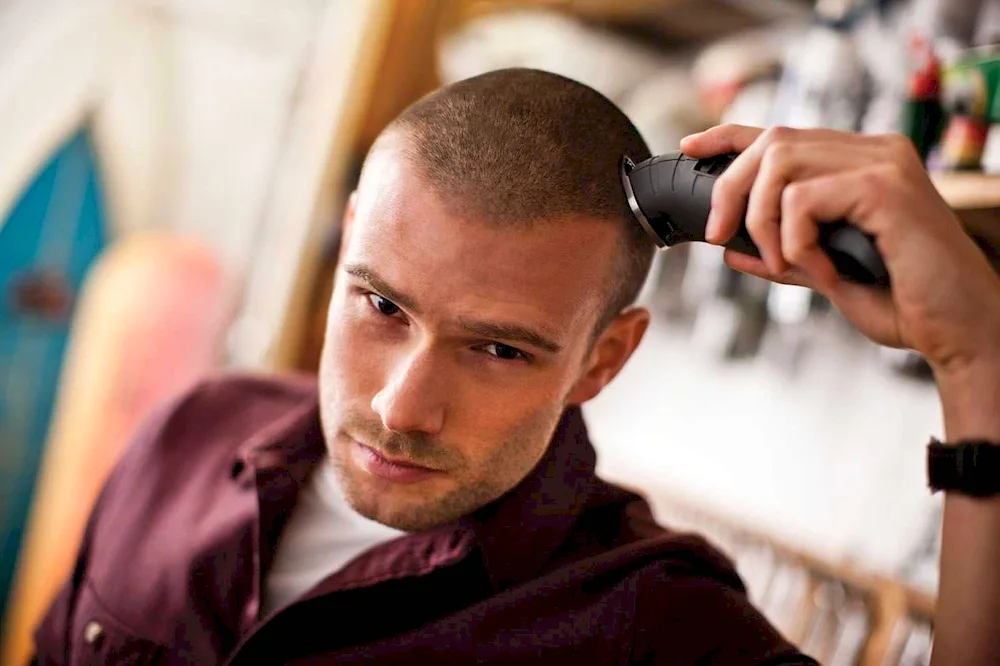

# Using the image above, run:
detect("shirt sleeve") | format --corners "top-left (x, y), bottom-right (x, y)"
top-left (632, 568), bottom-right (819, 666)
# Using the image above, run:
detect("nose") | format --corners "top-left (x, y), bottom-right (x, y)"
top-left (371, 346), bottom-right (446, 435)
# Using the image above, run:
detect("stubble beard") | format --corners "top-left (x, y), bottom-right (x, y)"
top-left (324, 403), bottom-right (565, 532)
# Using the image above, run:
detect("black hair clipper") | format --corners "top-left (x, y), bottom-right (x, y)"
top-left (620, 151), bottom-right (889, 287)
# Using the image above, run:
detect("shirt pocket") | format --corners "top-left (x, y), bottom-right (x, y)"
top-left (69, 578), bottom-right (166, 666)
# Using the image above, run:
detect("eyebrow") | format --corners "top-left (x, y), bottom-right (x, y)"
top-left (456, 318), bottom-right (563, 354)
top-left (342, 263), bottom-right (564, 354)
top-left (344, 263), bottom-right (421, 313)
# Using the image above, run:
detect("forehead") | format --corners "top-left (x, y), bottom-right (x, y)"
top-left (345, 143), bottom-right (619, 339)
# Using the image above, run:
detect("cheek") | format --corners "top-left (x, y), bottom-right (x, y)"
top-left (320, 296), bottom-right (383, 408)
top-left (455, 389), bottom-right (565, 473)
top-left (448, 350), bottom-right (586, 456)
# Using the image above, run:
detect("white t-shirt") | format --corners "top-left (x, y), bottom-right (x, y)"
top-left (261, 461), bottom-right (405, 617)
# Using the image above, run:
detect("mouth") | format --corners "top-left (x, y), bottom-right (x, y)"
top-left (361, 442), bottom-right (438, 470)
top-left (350, 439), bottom-right (443, 485)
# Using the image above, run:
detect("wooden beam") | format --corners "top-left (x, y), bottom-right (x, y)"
top-left (262, 0), bottom-right (397, 370)
top-left (278, 0), bottom-right (455, 370)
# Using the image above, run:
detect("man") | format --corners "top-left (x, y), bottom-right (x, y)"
top-left (31, 69), bottom-right (1000, 665)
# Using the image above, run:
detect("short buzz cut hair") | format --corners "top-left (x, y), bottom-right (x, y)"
top-left (382, 67), bottom-right (655, 333)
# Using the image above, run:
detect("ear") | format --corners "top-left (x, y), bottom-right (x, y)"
top-left (566, 307), bottom-right (650, 405)
top-left (337, 191), bottom-right (359, 265)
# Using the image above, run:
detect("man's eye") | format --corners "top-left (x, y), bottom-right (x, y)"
top-left (482, 342), bottom-right (527, 362)
top-left (367, 293), bottom-right (401, 317)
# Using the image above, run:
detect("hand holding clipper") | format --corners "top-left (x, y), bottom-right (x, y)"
top-left (620, 151), bottom-right (889, 287)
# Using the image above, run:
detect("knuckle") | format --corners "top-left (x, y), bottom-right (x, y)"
top-left (745, 211), bottom-right (766, 235)
top-left (713, 123), bottom-right (752, 145)
top-left (785, 241), bottom-right (809, 264)
top-left (762, 140), bottom-right (794, 172)
top-left (870, 162), bottom-right (905, 191)
top-left (781, 181), bottom-right (807, 212)
top-left (884, 133), bottom-right (920, 165)
top-left (884, 132), bottom-right (912, 153)
top-left (712, 173), bottom-right (736, 205)
top-left (762, 125), bottom-right (793, 145)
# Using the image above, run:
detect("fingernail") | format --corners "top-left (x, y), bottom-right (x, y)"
top-left (680, 131), bottom-right (703, 143)
top-left (705, 209), bottom-right (719, 242)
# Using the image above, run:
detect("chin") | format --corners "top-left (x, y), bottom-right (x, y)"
top-left (340, 461), bottom-right (503, 532)
top-left (331, 460), bottom-right (438, 530)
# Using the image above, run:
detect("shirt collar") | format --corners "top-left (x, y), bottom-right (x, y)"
top-left (463, 406), bottom-right (597, 592)
top-left (236, 392), bottom-right (325, 485)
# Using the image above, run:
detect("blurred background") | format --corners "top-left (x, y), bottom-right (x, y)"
top-left (2, 0), bottom-right (1000, 664)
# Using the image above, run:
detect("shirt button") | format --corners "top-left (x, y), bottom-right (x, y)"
top-left (230, 458), bottom-right (247, 479)
top-left (83, 620), bottom-right (105, 650)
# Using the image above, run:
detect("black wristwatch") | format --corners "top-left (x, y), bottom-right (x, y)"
top-left (928, 438), bottom-right (1000, 497)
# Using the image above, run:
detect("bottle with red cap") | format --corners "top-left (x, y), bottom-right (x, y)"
top-left (901, 34), bottom-right (944, 164)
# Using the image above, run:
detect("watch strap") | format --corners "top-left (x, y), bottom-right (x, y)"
top-left (928, 438), bottom-right (1000, 497)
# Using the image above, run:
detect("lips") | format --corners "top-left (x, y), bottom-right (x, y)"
top-left (351, 439), bottom-right (442, 484)
top-left (365, 444), bottom-right (435, 471)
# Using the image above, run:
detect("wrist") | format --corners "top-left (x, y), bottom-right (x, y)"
top-left (935, 361), bottom-right (1000, 440)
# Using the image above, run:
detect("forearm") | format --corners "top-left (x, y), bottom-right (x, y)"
top-left (930, 366), bottom-right (1000, 666)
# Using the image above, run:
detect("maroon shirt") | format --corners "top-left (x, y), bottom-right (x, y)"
top-left (33, 374), bottom-right (815, 665)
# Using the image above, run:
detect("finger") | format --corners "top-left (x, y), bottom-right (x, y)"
top-left (780, 182), bottom-right (839, 291)
top-left (745, 139), bottom-right (888, 275)
top-left (723, 250), bottom-right (818, 290)
top-left (728, 250), bottom-right (899, 344)
top-left (824, 280), bottom-right (899, 345)
top-left (779, 166), bottom-right (886, 237)
top-left (779, 170), bottom-right (877, 288)
top-left (692, 126), bottom-right (895, 249)
top-left (679, 124), bottom-right (764, 157)
top-left (779, 168), bottom-right (901, 317)
top-left (682, 124), bottom-right (878, 160)
top-left (705, 127), bottom-right (800, 247)
top-left (726, 245), bottom-right (891, 341)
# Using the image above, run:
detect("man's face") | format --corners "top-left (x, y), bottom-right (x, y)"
top-left (318, 140), bottom-right (635, 531)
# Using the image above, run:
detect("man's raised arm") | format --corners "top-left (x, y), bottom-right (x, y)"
top-left (681, 123), bottom-right (1000, 666)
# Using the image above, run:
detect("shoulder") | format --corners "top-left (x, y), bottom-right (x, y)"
top-left (572, 479), bottom-right (744, 587)
top-left (31, 373), bottom-right (320, 657)
top-left (74, 373), bottom-right (320, 633)
top-left (572, 482), bottom-right (811, 663)
top-left (616, 522), bottom-right (808, 664)
top-left (157, 371), bottom-right (318, 432)
top-left (125, 372), bottom-right (316, 460)
top-left (95, 371), bottom-right (319, 512)
top-left (630, 561), bottom-right (813, 665)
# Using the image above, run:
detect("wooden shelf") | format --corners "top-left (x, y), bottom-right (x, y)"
top-left (929, 174), bottom-right (1000, 272)
top-left (933, 172), bottom-right (1000, 211)
top-left (448, 0), bottom-right (810, 46)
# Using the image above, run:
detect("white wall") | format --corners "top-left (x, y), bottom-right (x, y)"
top-left (585, 307), bottom-right (943, 586)
top-left (0, 0), bottom-right (111, 231)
